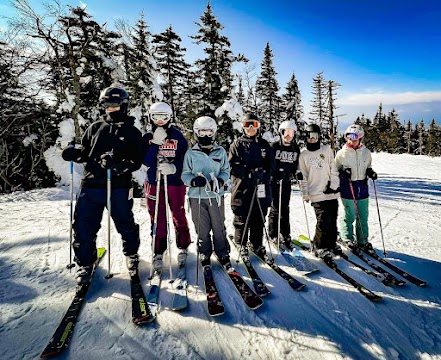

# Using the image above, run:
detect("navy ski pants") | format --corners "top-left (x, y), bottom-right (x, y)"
top-left (73, 187), bottom-right (140, 267)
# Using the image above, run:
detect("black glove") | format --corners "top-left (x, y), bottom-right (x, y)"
top-left (61, 144), bottom-right (83, 162)
top-left (275, 169), bottom-right (288, 182)
top-left (323, 181), bottom-right (340, 194)
top-left (210, 178), bottom-right (224, 189)
top-left (99, 152), bottom-right (115, 170)
top-left (191, 176), bottom-right (207, 187)
top-left (249, 169), bottom-right (264, 185)
top-left (340, 168), bottom-right (352, 179)
top-left (366, 168), bottom-right (378, 180)
top-left (295, 171), bottom-right (304, 181)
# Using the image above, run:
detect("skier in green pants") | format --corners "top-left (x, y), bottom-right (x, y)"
top-left (335, 124), bottom-right (378, 250)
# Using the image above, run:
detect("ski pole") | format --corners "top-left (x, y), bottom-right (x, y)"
top-left (149, 170), bottom-right (162, 279)
top-left (277, 178), bottom-right (283, 250)
top-left (372, 179), bottom-right (387, 257)
top-left (255, 186), bottom-right (274, 262)
top-left (296, 172), bottom-right (312, 247)
top-left (236, 185), bottom-right (258, 264)
top-left (66, 161), bottom-right (75, 271)
top-left (196, 187), bottom-right (202, 287)
top-left (105, 168), bottom-right (113, 279)
top-left (163, 174), bottom-right (173, 281)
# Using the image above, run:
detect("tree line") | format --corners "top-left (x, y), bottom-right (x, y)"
top-left (1, 1), bottom-right (440, 193)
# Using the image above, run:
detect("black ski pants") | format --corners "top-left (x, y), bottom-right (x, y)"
top-left (311, 199), bottom-right (339, 250)
top-left (268, 180), bottom-right (292, 239)
top-left (73, 187), bottom-right (140, 267)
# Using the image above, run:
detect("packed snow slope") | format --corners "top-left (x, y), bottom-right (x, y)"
top-left (1, 152), bottom-right (441, 360)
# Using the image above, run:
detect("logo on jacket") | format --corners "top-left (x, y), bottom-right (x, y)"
top-left (309, 156), bottom-right (324, 169)
top-left (159, 139), bottom-right (178, 158)
top-left (261, 149), bottom-right (267, 158)
top-left (276, 150), bottom-right (298, 163)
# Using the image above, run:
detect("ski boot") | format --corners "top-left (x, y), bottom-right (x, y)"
top-left (75, 265), bottom-right (93, 285)
top-left (126, 254), bottom-right (139, 276)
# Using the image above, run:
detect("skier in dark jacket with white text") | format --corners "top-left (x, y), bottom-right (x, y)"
top-left (268, 120), bottom-right (300, 248)
top-left (61, 86), bottom-right (144, 284)
top-left (229, 113), bottom-right (275, 260)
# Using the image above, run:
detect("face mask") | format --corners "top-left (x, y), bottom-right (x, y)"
top-left (107, 111), bottom-right (126, 123)
top-left (306, 140), bottom-right (320, 152)
top-left (197, 135), bottom-right (214, 147)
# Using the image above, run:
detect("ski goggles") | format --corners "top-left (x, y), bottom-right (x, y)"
top-left (101, 101), bottom-right (122, 109)
top-left (151, 113), bottom-right (171, 123)
top-left (346, 132), bottom-right (362, 140)
top-left (197, 129), bottom-right (214, 137)
top-left (307, 132), bottom-right (320, 140)
top-left (282, 129), bottom-right (295, 137)
top-left (243, 120), bottom-right (260, 129)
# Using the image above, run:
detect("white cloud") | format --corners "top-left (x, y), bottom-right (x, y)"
top-left (339, 91), bottom-right (441, 106)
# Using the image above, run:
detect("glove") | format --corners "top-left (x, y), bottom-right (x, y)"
top-left (249, 169), bottom-right (264, 185)
top-left (210, 178), bottom-right (224, 190)
top-left (275, 169), bottom-right (287, 182)
top-left (158, 162), bottom-right (176, 175)
top-left (61, 144), bottom-right (83, 162)
top-left (99, 152), bottom-right (115, 170)
top-left (295, 171), bottom-right (304, 181)
top-left (151, 127), bottom-right (167, 145)
top-left (191, 176), bottom-right (207, 187)
top-left (366, 168), bottom-right (378, 180)
top-left (340, 168), bottom-right (352, 179)
top-left (323, 181), bottom-right (340, 194)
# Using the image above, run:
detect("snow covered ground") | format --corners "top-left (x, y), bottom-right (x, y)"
top-left (1, 152), bottom-right (441, 360)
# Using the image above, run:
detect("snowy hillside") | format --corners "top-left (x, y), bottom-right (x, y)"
top-left (1, 152), bottom-right (441, 360)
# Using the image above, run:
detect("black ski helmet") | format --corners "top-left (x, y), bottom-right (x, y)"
top-left (305, 123), bottom-right (321, 134)
top-left (99, 87), bottom-right (130, 114)
top-left (305, 123), bottom-right (321, 151)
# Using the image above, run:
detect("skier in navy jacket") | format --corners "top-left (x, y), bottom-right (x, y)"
top-left (143, 102), bottom-right (190, 270)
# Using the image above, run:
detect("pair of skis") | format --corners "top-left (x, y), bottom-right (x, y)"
top-left (202, 262), bottom-right (263, 317)
top-left (335, 237), bottom-right (426, 287)
top-left (291, 238), bottom-right (383, 302)
top-left (40, 248), bottom-right (155, 358)
top-left (229, 235), bottom-right (306, 293)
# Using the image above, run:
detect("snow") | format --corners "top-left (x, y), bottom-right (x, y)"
top-left (1, 152), bottom-right (441, 359)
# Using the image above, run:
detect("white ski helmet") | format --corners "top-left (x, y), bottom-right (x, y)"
top-left (149, 102), bottom-right (172, 125)
top-left (279, 120), bottom-right (297, 135)
top-left (345, 124), bottom-right (364, 141)
top-left (193, 116), bottom-right (217, 147)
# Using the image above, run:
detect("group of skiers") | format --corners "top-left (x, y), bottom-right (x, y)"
top-left (62, 86), bottom-right (378, 284)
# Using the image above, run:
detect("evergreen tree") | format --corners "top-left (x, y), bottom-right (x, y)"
top-left (426, 119), bottom-right (441, 156)
top-left (153, 25), bottom-right (189, 122)
top-left (282, 72), bottom-right (305, 132)
top-left (309, 72), bottom-right (327, 135)
top-left (255, 42), bottom-right (282, 133)
top-left (191, 3), bottom-right (245, 146)
top-left (126, 12), bottom-right (162, 129)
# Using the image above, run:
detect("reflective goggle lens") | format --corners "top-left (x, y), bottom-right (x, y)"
top-left (283, 129), bottom-right (295, 137)
top-left (347, 133), bottom-right (361, 140)
top-left (243, 120), bottom-right (260, 129)
top-left (102, 102), bottom-right (121, 108)
top-left (151, 113), bottom-right (171, 123)
top-left (197, 129), bottom-right (214, 137)
top-left (308, 132), bottom-right (319, 139)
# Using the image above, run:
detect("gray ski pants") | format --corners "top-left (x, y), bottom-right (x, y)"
top-left (189, 196), bottom-right (230, 260)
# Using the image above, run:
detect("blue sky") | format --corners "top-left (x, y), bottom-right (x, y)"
top-left (1, 0), bottom-right (440, 129)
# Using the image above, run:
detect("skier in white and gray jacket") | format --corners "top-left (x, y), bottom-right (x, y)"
top-left (298, 124), bottom-right (341, 263)
top-left (181, 116), bottom-right (232, 270)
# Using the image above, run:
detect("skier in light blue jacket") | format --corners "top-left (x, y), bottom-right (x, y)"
top-left (181, 116), bottom-right (232, 270)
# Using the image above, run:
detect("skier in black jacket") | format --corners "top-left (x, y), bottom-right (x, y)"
top-left (268, 120), bottom-right (300, 248)
top-left (61, 86), bottom-right (144, 284)
top-left (229, 113), bottom-right (275, 259)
